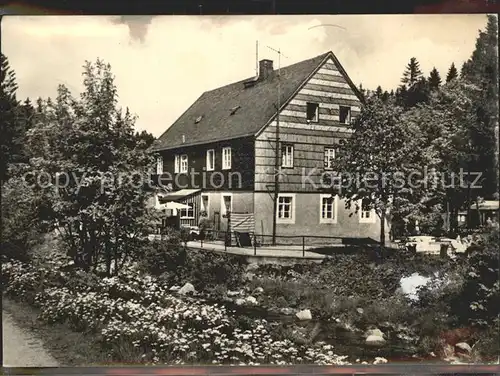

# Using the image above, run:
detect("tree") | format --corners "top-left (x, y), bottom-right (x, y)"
top-left (446, 62), bottom-right (459, 82)
top-left (26, 59), bottom-right (158, 275)
top-left (401, 57), bottom-right (424, 87)
top-left (460, 15), bottom-right (498, 199)
top-left (331, 96), bottom-right (434, 246)
top-left (0, 54), bottom-right (19, 181)
top-left (428, 67), bottom-right (442, 90)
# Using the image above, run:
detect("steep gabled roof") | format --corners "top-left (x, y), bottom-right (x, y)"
top-left (153, 51), bottom-right (362, 151)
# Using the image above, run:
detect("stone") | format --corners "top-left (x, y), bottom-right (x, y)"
top-left (455, 342), bottom-right (472, 353)
top-left (178, 282), bottom-right (195, 295)
top-left (235, 298), bottom-right (246, 306)
top-left (295, 309), bottom-right (312, 321)
top-left (373, 357), bottom-right (388, 364)
top-left (227, 290), bottom-right (241, 297)
top-left (365, 335), bottom-right (386, 346)
top-left (365, 328), bottom-right (385, 339)
top-left (280, 308), bottom-right (295, 315)
top-left (356, 308), bottom-right (364, 314)
top-left (169, 285), bottom-right (180, 291)
top-left (253, 287), bottom-right (264, 294)
top-left (246, 296), bottom-right (258, 305)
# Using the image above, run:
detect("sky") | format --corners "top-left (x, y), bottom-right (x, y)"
top-left (2, 14), bottom-right (492, 137)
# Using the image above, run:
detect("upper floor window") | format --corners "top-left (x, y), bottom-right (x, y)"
top-left (306, 102), bottom-right (319, 122)
top-left (324, 148), bottom-right (335, 169)
top-left (175, 154), bottom-right (188, 173)
top-left (281, 144), bottom-right (294, 168)
top-left (156, 156), bottom-right (163, 175)
top-left (206, 149), bottom-right (215, 171)
top-left (222, 147), bottom-right (232, 170)
top-left (339, 106), bottom-right (351, 124)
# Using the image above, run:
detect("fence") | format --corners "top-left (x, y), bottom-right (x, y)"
top-left (194, 230), bottom-right (380, 257)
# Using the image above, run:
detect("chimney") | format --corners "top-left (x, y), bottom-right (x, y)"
top-left (259, 59), bottom-right (274, 80)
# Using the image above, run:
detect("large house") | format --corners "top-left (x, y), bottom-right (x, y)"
top-left (152, 51), bottom-right (386, 242)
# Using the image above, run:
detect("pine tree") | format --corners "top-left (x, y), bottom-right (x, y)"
top-left (428, 67), bottom-right (442, 90)
top-left (460, 15), bottom-right (499, 198)
top-left (446, 62), bottom-right (458, 82)
top-left (401, 57), bottom-right (423, 87)
top-left (375, 86), bottom-right (383, 98)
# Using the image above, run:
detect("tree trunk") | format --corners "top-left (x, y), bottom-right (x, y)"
top-left (380, 209), bottom-right (386, 248)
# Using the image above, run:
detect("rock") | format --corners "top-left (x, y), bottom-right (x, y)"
top-left (246, 263), bottom-right (259, 271)
top-left (280, 308), bottom-right (295, 315)
top-left (356, 308), bottom-right (364, 314)
top-left (178, 282), bottom-right (195, 295)
top-left (227, 290), bottom-right (241, 297)
top-left (253, 287), bottom-right (264, 294)
top-left (365, 328), bottom-right (385, 339)
top-left (246, 296), bottom-right (258, 305)
top-left (242, 272), bottom-right (255, 282)
top-left (455, 342), bottom-right (472, 353)
top-left (295, 309), bottom-right (312, 321)
top-left (366, 335), bottom-right (386, 346)
top-left (235, 298), bottom-right (246, 306)
top-left (169, 285), bottom-right (180, 291)
top-left (373, 357), bottom-right (388, 364)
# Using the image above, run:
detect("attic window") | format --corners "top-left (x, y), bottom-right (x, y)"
top-left (195, 115), bottom-right (203, 124)
top-left (306, 102), bottom-right (319, 122)
top-left (230, 105), bottom-right (241, 115)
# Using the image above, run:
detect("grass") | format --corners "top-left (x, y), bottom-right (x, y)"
top-left (2, 296), bottom-right (111, 366)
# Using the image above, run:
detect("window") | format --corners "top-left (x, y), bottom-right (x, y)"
top-left (281, 144), bottom-right (294, 168)
top-left (276, 194), bottom-right (295, 223)
top-left (206, 149), bottom-right (215, 171)
top-left (324, 148), bottom-right (335, 169)
top-left (339, 106), bottom-right (351, 124)
top-left (179, 203), bottom-right (194, 219)
top-left (175, 154), bottom-right (188, 173)
top-left (320, 194), bottom-right (338, 223)
top-left (221, 193), bottom-right (232, 216)
top-left (359, 198), bottom-right (376, 223)
top-left (156, 156), bottom-right (163, 174)
top-left (201, 194), bottom-right (210, 215)
top-left (306, 102), bottom-right (319, 122)
top-left (222, 147), bottom-right (232, 170)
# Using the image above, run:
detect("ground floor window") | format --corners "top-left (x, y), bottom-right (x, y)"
top-left (277, 194), bottom-right (295, 223)
top-left (179, 203), bottom-right (194, 219)
top-left (320, 194), bottom-right (338, 223)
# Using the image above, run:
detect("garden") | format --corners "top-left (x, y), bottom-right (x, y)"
top-left (2, 228), bottom-right (498, 366)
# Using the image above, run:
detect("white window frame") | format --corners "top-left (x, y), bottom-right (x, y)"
top-left (358, 199), bottom-right (376, 223)
top-left (201, 194), bottom-right (210, 215)
top-left (339, 106), bottom-right (351, 124)
top-left (276, 193), bottom-right (296, 224)
top-left (306, 102), bottom-right (319, 122)
top-left (174, 155), bottom-right (180, 173)
top-left (156, 156), bottom-right (163, 175)
top-left (222, 147), bottom-right (232, 170)
top-left (179, 203), bottom-right (195, 219)
top-left (320, 194), bottom-right (338, 224)
top-left (324, 148), bottom-right (335, 169)
top-left (179, 154), bottom-right (188, 173)
top-left (281, 144), bottom-right (294, 168)
top-left (206, 149), bottom-right (215, 171)
top-left (220, 193), bottom-right (233, 216)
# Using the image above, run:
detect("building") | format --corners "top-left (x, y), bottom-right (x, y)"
top-left (151, 51), bottom-right (387, 243)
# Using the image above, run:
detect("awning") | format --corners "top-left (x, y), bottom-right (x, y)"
top-left (159, 189), bottom-right (201, 202)
top-left (470, 200), bottom-right (499, 211)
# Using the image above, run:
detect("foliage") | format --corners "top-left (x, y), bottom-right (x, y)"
top-left (331, 96), bottom-right (434, 246)
top-left (139, 235), bottom-right (247, 289)
top-left (451, 229), bottom-right (500, 327)
top-left (446, 62), bottom-right (458, 83)
top-left (1, 175), bottom-right (44, 262)
top-left (24, 59), bottom-right (157, 275)
top-left (428, 67), bottom-right (442, 91)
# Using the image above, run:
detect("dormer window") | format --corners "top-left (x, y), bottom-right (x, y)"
top-left (306, 102), bottom-right (319, 122)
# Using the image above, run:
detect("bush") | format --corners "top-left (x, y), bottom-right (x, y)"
top-left (1, 177), bottom-right (44, 262)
